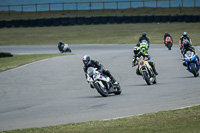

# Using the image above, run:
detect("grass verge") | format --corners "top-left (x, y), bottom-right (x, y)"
top-left (0, 23), bottom-right (200, 45)
top-left (1, 105), bottom-right (200, 133)
top-left (0, 54), bottom-right (67, 72)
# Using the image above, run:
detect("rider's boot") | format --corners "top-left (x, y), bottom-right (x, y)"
top-left (152, 65), bottom-right (158, 75)
top-left (110, 76), bottom-right (119, 85)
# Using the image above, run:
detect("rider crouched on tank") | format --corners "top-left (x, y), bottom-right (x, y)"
top-left (82, 55), bottom-right (119, 88)
top-left (136, 32), bottom-right (150, 47)
top-left (179, 32), bottom-right (192, 53)
top-left (181, 41), bottom-right (200, 66)
top-left (164, 32), bottom-right (173, 45)
top-left (132, 47), bottom-right (158, 75)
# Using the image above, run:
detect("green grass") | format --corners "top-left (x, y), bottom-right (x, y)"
top-left (0, 54), bottom-right (67, 72)
top-left (1, 7), bottom-right (200, 21)
top-left (0, 23), bottom-right (200, 45)
top-left (1, 105), bottom-right (200, 133)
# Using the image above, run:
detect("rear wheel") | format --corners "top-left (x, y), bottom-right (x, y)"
top-left (143, 71), bottom-right (151, 85)
top-left (94, 82), bottom-right (108, 97)
top-left (114, 85), bottom-right (122, 95)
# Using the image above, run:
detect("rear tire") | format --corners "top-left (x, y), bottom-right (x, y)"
top-left (114, 85), bottom-right (122, 95)
top-left (143, 71), bottom-right (151, 85)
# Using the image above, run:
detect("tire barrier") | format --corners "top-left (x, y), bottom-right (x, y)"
top-left (61, 18), bottom-right (69, 26)
top-left (85, 17), bottom-right (92, 25)
top-left (100, 16), bottom-right (108, 24)
top-left (13, 20), bottom-right (21, 27)
top-left (0, 52), bottom-right (13, 58)
top-left (123, 16), bottom-right (131, 23)
top-left (1, 15), bottom-right (199, 28)
top-left (108, 16), bottom-right (116, 24)
top-left (77, 17), bottom-right (85, 25)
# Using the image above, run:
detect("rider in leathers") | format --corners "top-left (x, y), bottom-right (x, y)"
top-left (132, 47), bottom-right (158, 75)
top-left (136, 32), bottom-right (150, 47)
top-left (164, 32), bottom-right (173, 44)
top-left (182, 41), bottom-right (200, 66)
top-left (83, 55), bottom-right (118, 88)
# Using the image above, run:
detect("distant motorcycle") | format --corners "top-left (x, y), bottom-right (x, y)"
top-left (136, 56), bottom-right (157, 85)
top-left (86, 67), bottom-right (122, 97)
top-left (165, 36), bottom-right (173, 50)
top-left (184, 51), bottom-right (199, 77)
top-left (58, 41), bottom-right (72, 53)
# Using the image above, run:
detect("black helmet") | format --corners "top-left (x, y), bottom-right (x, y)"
top-left (82, 55), bottom-right (91, 66)
top-left (142, 32), bottom-right (146, 37)
top-left (183, 40), bottom-right (190, 48)
top-left (183, 32), bottom-right (187, 37)
top-left (133, 46), bottom-right (140, 55)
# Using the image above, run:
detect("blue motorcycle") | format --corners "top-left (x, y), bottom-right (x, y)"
top-left (184, 51), bottom-right (199, 77)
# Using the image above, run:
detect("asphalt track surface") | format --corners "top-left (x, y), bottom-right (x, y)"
top-left (0, 44), bottom-right (200, 131)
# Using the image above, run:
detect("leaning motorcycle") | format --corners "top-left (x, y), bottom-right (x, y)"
top-left (86, 67), bottom-right (121, 97)
top-left (184, 51), bottom-right (199, 77)
top-left (165, 36), bottom-right (173, 50)
top-left (58, 42), bottom-right (72, 53)
top-left (136, 56), bottom-right (157, 85)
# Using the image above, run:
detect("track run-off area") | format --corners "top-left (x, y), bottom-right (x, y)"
top-left (0, 44), bottom-right (200, 131)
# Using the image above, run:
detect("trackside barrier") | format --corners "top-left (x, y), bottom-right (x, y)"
top-left (0, 15), bottom-right (199, 28)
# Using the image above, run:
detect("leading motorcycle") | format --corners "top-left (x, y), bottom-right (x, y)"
top-left (86, 67), bottom-right (122, 97)
top-left (184, 51), bottom-right (199, 77)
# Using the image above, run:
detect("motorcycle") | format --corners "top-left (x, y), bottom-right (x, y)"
top-left (58, 42), bottom-right (72, 53)
top-left (165, 36), bottom-right (173, 50)
top-left (136, 56), bottom-right (157, 85)
top-left (140, 40), bottom-right (150, 60)
top-left (86, 67), bottom-right (122, 97)
top-left (184, 51), bottom-right (199, 77)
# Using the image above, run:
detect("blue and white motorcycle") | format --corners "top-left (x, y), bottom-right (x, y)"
top-left (184, 51), bottom-right (199, 77)
top-left (86, 67), bottom-right (121, 97)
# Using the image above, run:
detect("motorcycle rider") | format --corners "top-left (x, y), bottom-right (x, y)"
top-left (58, 41), bottom-right (71, 53)
top-left (82, 55), bottom-right (119, 88)
top-left (164, 32), bottom-right (173, 45)
top-left (136, 32), bottom-right (150, 47)
top-left (182, 41), bottom-right (200, 66)
top-left (132, 47), bottom-right (158, 75)
top-left (179, 32), bottom-right (192, 49)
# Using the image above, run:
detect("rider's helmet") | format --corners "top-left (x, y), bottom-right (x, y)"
top-left (82, 55), bottom-right (91, 66)
top-left (133, 47), bottom-right (140, 55)
top-left (165, 32), bottom-right (168, 35)
top-left (142, 32), bottom-right (146, 37)
top-left (183, 40), bottom-right (190, 48)
top-left (183, 32), bottom-right (187, 37)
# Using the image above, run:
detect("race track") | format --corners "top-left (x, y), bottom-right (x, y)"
top-left (0, 44), bottom-right (200, 131)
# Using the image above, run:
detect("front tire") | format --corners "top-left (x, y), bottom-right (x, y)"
top-left (190, 64), bottom-right (198, 77)
top-left (94, 82), bottom-right (108, 97)
top-left (167, 43), bottom-right (172, 50)
top-left (143, 71), bottom-right (151, 85)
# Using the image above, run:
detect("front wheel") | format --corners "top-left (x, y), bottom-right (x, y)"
top-left (143, 71), bottom-right (151, 85)
top-left (167, 43), bottom-right (172, 50)
top-left (94, 82), bottom-right (108, 97)
top-left (190, 64), bottom-right (198, 77)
